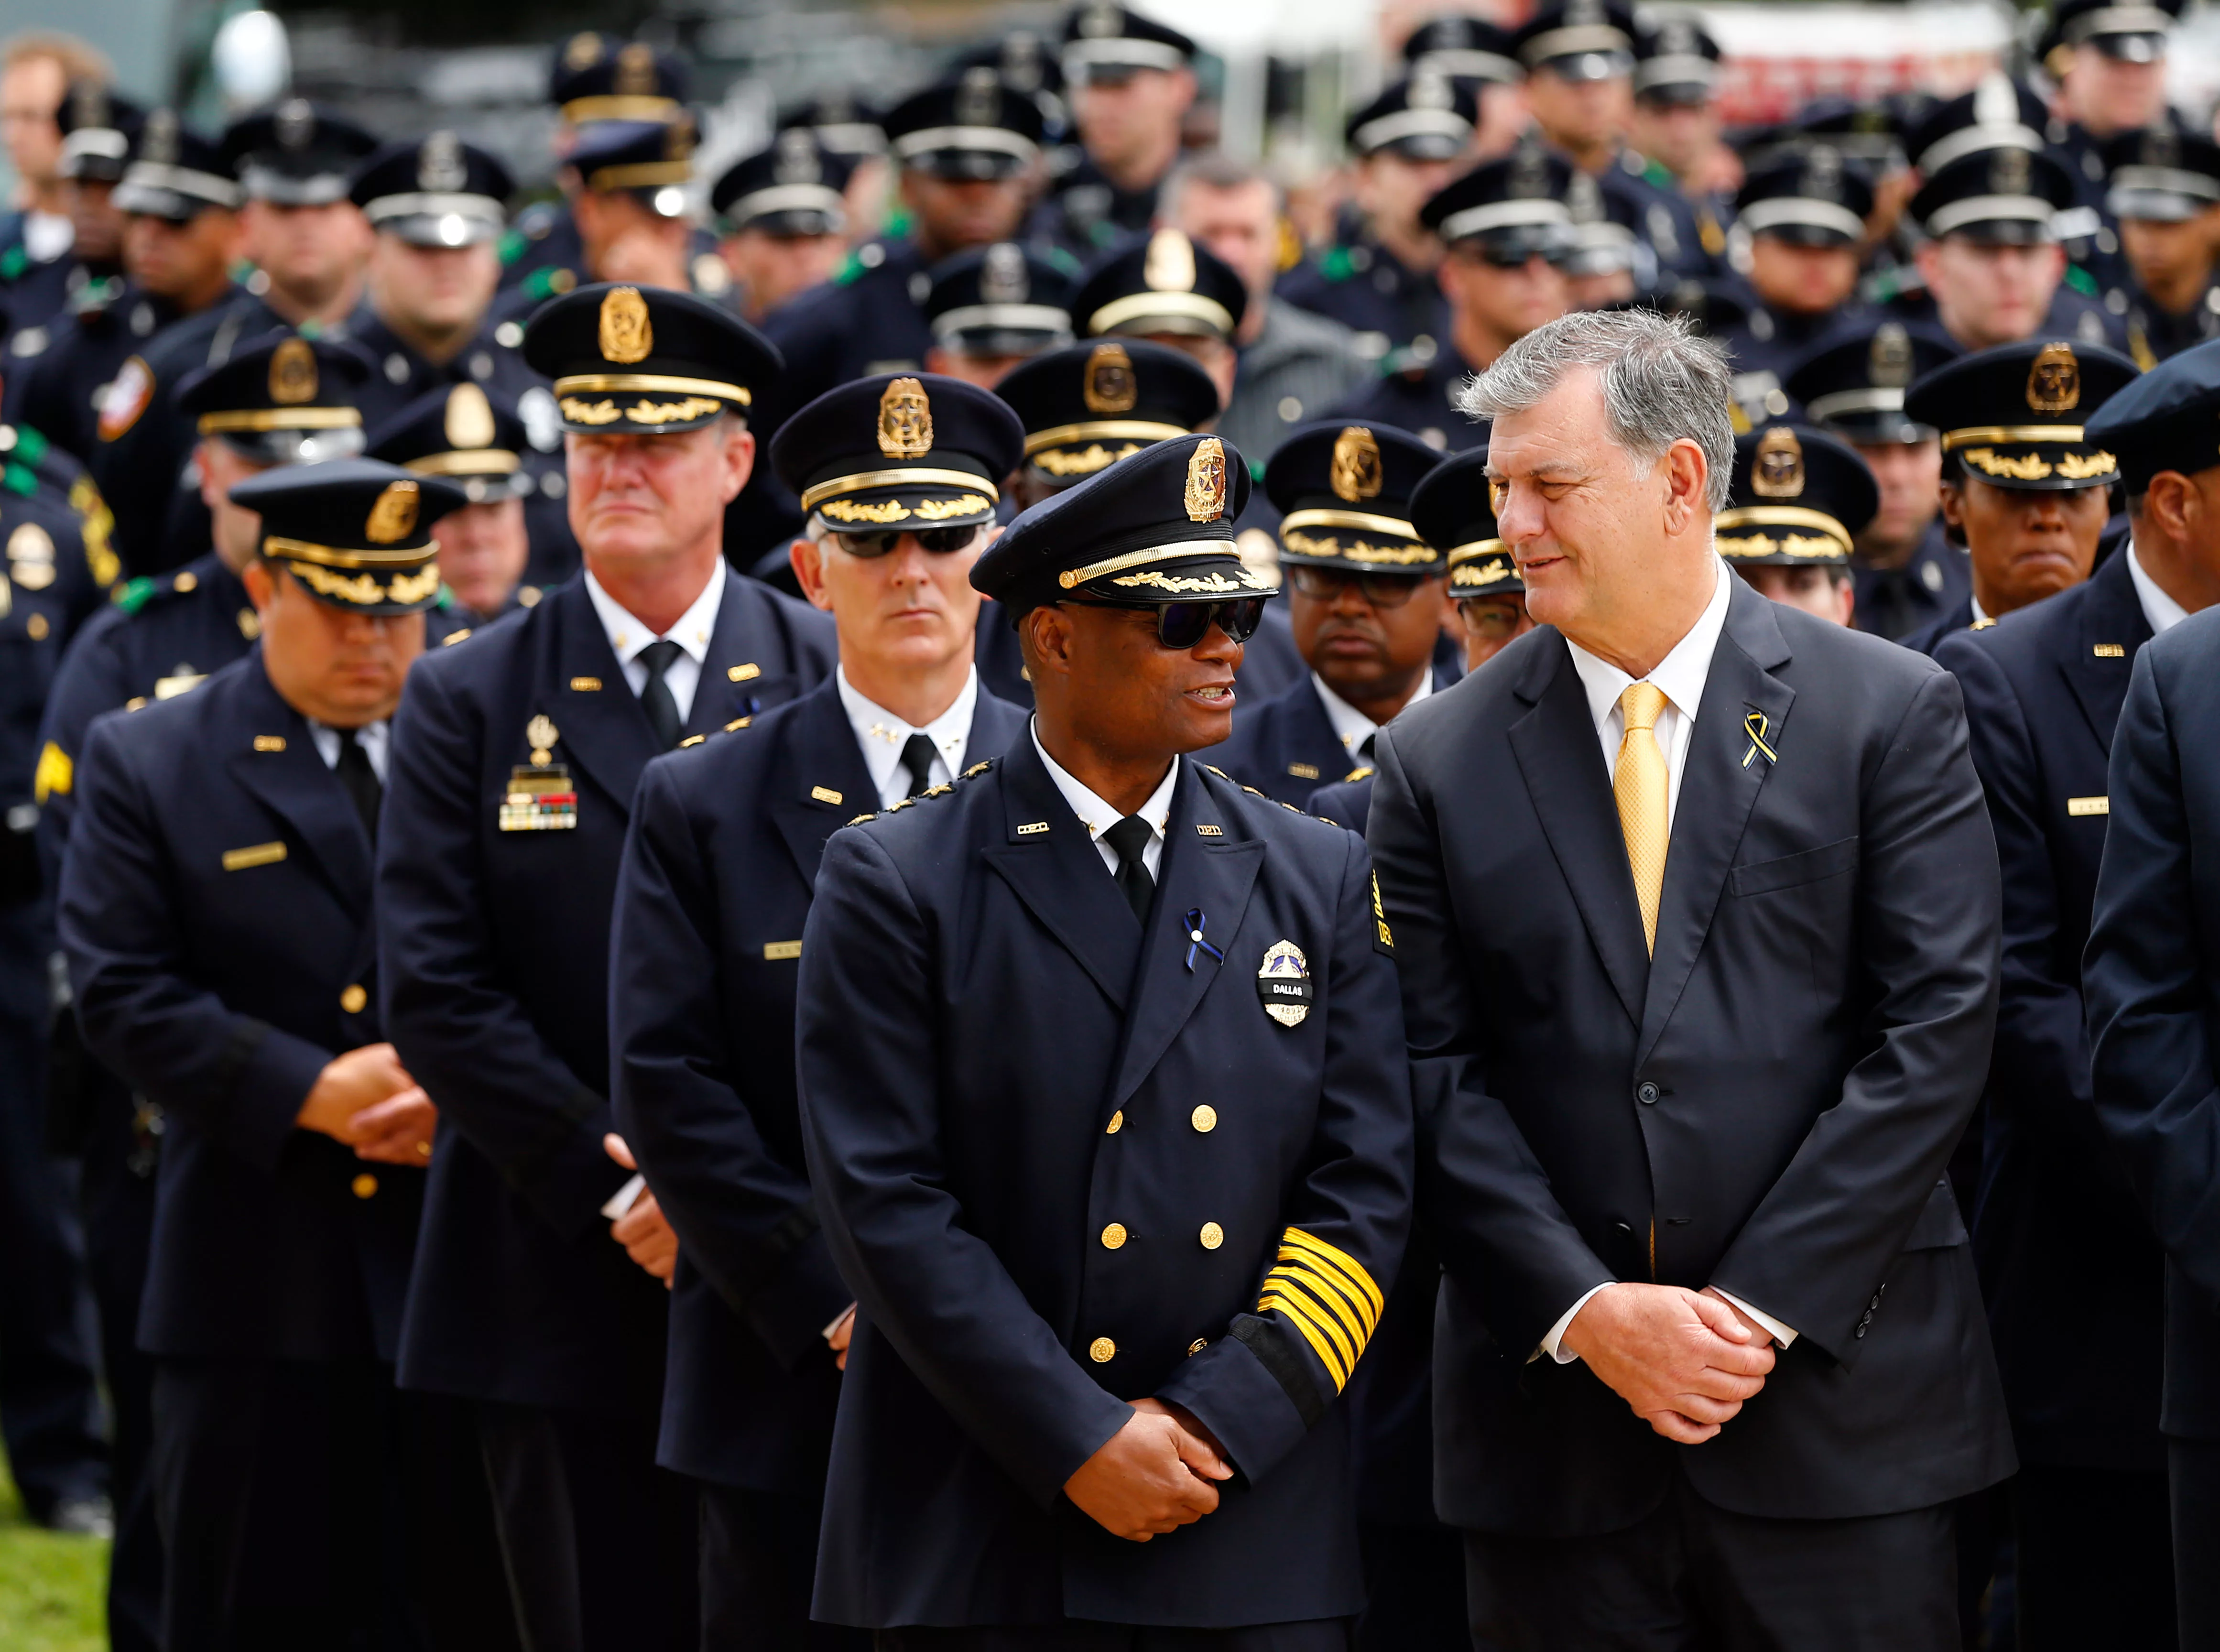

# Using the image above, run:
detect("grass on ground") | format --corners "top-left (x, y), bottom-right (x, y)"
top-left (0, 1459), bottom-right (106, 1652)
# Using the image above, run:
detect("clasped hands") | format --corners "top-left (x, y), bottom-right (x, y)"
top-left (1064, 1398), bottom-right (1233, 1543)
top-left (296, 1042), bottom-right (436, 1164)
top-left (1560, 1283), bottom-right (1778, 1445)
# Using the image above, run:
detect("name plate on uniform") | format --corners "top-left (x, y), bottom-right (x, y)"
top-left (2067, 795), bottom-right (2110, 816)
top-left (500, 764), bottom-right (579, 831)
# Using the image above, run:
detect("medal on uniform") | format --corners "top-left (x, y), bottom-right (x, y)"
top-left (1257, 940), bottom-right (1312, 1027)
top-left (500, 714), bottom-right (578, 831)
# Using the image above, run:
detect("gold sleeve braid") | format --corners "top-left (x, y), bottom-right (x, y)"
top-left (1255, 1227), bottom-right (1383, 1391)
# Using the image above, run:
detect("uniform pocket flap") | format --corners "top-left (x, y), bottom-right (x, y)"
top-left (1726, 835), bottom-right (1860, 898)
top-left (1903, 1179), bottom-right (1968, 1250)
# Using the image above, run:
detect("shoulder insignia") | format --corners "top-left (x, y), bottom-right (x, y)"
top-left (833, 250), bottom-right (869, 286)
top-left (1971, 617), bottom-right (1997, 630)
top-left (33, 742), bottom-right (70, 803)
top-left (886, 797), bottom-right (916, 812)
top-left (441, 627), bottom-right (473, 645)
top-left (923, 782), bottom-right (953, 798)
top-left (963, 759), bottom-right (993, 778)
top-left (1343, 765), bottom-right (1375, 783)
top-left (1241, 783), bottom-right (1267, 798)
top-left (112, 575), bottom-right (157, 614)
top-left (1371, 870), bottom-right (1395, 954)
top-left (678, 734), bottom-right (705, 747)
top-left (846, 812), bottom-right (877, 825)
top-left (2063, 264), bottom-right (2099, 298)
top-left (724, 716), bottom-right (752, 731)
top-left (1200, 763), bottom-right (1230, 780)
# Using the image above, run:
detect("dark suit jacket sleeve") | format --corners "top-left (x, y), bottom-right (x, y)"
top-left (377, 658), bottom-right (627, 1240)
top-left (798, 826), bottom-right (1135, 1507)
top-left (1709, 669), bottom-right (2002, 1359)
top-left (1369, 727), bottom-right (1617, 1359)
top-left (2087, 642), bottom-right (2220, 1307)
top-left (1940, 636), bottom-right (2122, 1182)
top-left (1158, 828), bottom-right (1415, 1483)
top-left (610, 759), bottom-right (852, 1369)
top-left (58, 717), bottom-right (326, 1173)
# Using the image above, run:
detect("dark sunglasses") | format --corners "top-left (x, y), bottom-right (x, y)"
top-left (832, 525), bottom-right (982, 558)
top-left (1072, 598), bottom-right (1266, 649)
top-left (1287, 565), bottom-right (1430, 608)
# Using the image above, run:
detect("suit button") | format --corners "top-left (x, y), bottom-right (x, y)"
top-left (351, 1174), bottom-right (378, 1200)
top-left (1105, 1111), bottom-right (1123, 1135)
top-left (1188, 1338), bottom-right (1207, 1356)
top-left (340, 984), bottom-right (367, 1014)
top-left (1191, 1105), bottom-right (1217, 1133)
top-left (1089, 1337), bottom-right (1115, 1363)
top-left (1199, 1222), bottom-right (1223, 1250)
top-left (1101, 1223), bottom-right (1128, 1250)
top-left (1636, 1081), bottom-right (1660, 1105)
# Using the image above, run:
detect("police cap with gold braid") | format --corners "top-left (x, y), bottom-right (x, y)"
top-left (1904, 337), bottom-right (2141, 492)
top-left (548, 34), bottom-right (689, 126)
top-left (994, 337), bottom-right (1219, 484)
top-left (1714, 424), bottom-right (1877, 567)
top-left (771, 372), bottom-right (1023, 533)
top-left (366, 383), bottom-right (533, 503)
top-left (972, 431), bottom-right (1268, 613)
top-left (1265, 421), bottom-right (1446, 574)
top-left (1070, 228), bottom-right (1247, 343)
top-left (175, 332), bottom-right (371, 467)
top-left (230, 457), bottom-right (468, 616)
top-left (1410, 448), bottom-right (1522, 596)
top-left (523, 282), bottom-right (780, 435)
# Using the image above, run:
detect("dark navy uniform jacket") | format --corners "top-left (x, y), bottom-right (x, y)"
top-left (1901, 593), bottom-right (1977, 659)
top-left (611, 675), bottom-right (1028, 1491)
top-left (796, 741), bottom-right (1414, 1628)
top-left (378, 569), bottom-right (835, 1416)
top-left (1330, 352), bottom-right (1488, 453)
top-left (1597, 150), bottom-right (1713, 280)
top-left (0, 482), bottom-right (109, 900)
top-left (1719, 298), bottom-right (1878, 420)
top-left (2087, 606), bottom-right (2220, 1445)
top-left (1277, 227), bottom-right (1449, 356)
top-left (1853, 521), bottom-right (1970, 644)
top-left (59, 652), bottom-right (422, 1362)
top-left (762, 239), bottom-right (934, 415)
top-left (1934, 548), bottom-right (2164, 1471)
top-left (1217, 677), bottom-right (1385, 807)
top-left (8, 285), bottom-right (181, 462)
top-left (2114, 272), bottom-right (2220, 366)
top-left (1029, 158), bottom-right (1161, 262)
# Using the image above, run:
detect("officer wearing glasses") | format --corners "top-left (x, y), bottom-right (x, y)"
top-left (1214, 421), bottom-right (1452, 804)
top-left (796, 428), bottom-right (1414, 1648)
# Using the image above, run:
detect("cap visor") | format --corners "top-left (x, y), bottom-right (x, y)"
top-left (217, 427), bottom-right (367, 467)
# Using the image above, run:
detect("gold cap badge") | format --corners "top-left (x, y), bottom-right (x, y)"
top-left (1330, 426), bottom-right (1383, 503)
top-left (1083, 342), bottom-right (1137, 414)
top-left (599, 286), bottom-right (653, 365)
top-left (269, 338), bottom-right (318, 406)
top-left (877, 377), bottom-right (934, 459)
top-left (1144, 228), bottom-right (1197, 293)
top-left (1751, 427), bottom-right (1805, 498)
top-left (2027, 342), bottom-right (2079, 413)
top-left (1185, 436), bottom-right (1227, 523)
top-left (365, 480), bottom-right (421, 544)
top-left (444, 382), bottom-right (496, 450)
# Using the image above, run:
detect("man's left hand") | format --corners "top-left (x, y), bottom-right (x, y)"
top-left (604, 1133), bottom-right (678, 1285)
top-left (347, 1090), bottom-right (437, 1164)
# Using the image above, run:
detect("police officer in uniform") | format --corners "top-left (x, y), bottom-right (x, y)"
top-left (2038, 0), bottom-right (2182, 270)
top-left (1628, 16), bottom-right (1733, 261)
top-left (708, 130), bottom-right (858, 328)
top-left (1335, 145), bottom-right (1573, 452)
top-left (367, 384), bottom-right (541, 622)
top-left (1033, 2), bottom-right (1199, 260)
top-left (923, 241), bottom-right (1076, 387)
top-left (1216, 423), bottom-right (1453, 804)
top-left (1716, 148), bottom-right (1879, 425)
top-left (1714, 424), bottom-right (1875, 627)
top-left (2099, 127), bottom-right (2220, 363)
top-left (1928, 342), bottom-right (2220, 1652)
top-left (1897, 337), bottom-right (2140, 654)
top-left (609, 372), bottom-right (1029, 1651)
top-left (377, 283), bottom-right (834, 1652)
top-left (765, 71), bottom-right (1044, 414)
top-left (1783, 322), bottom-right (1968, 641)
top-left (1276, 70), bottom-right (1474, 364)
top-left (797, 428), bottom-right (1414, 1646)
top-left (59, 457), bottom-right (470, 1652)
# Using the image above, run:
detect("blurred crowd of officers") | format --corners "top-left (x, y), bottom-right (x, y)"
top-left (0, 0), bottom-right (2212, 1646)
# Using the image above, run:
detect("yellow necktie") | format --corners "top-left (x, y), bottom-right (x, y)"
top-left (1614, 682), bottom-right (1669, 955)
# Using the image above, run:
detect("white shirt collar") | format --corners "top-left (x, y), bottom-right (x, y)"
top-left (583, 565), bottom-right (725, 667)
top-left (307, 718), bottom-right (390, 783)
top-left (1311, 669), bottom-right (1433, 756)
top-left (1968, 589), bottom-right (1990, 629)
top-left (2126, 544), bottom-right (2189, 638)
top-left (1565, 556), bottom-right (1732, 732)
top-left (837, 665), bottom-right (979, 807)
top-left (1033, 721), bottom-right (1178, 843)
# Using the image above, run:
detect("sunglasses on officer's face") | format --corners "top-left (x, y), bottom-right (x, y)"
top-left (1070, 598), bottom-right (1266, 649)
top-left (1286, 565), bottom-right (1429, 609)
top-left (832, 526), bottom-right (983, 558)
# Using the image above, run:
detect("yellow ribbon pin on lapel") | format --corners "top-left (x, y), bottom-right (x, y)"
top-left (1741, 711), bottom-right (1777, 770)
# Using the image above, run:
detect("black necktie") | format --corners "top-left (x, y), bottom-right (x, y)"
top-left (1102, 815), bottom-right (1155, 926)
top-left (899, 732), bottom-right (938, 799)
top-left (638, 639), bottom-right (684, 750)
top-left (335, 727), bottom-right (382, 845)
top-left (1357, 732), bottom-right (1377, 763)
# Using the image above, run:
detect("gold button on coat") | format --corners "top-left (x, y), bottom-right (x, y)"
top-left (1199, 1222), bottom-right (1223, 1250)
top-left (1101, 1223), bottom-right (1128, 1250)
top-left (1106, 1110), bottom-right (1124, 1134)
top-left (339, 984), bottom-right (368, 1014)
top-left (1191, 1105), bottom-right (1217, 1133)
top-left (351, 1174), bottom-right (378, 1199)
top-left (1089, 1337), bottom-right (1115, 1363)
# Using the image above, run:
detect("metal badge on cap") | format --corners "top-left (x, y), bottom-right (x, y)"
top-left (1185, 436), bottom-right (1227, 522)
top-left (1331, 427), bottom-right (1384, 502)
top-left (269, 338), bottom-right (317, 405)
top-left (365, 481), bottom-right (420, 543)
top-left (1144, 228), bottom-right (1197, 293)
top-left (599, 287), bottom-right (653, 364)
top-left (1751, 428), bottom-right (1805, 497)
top-left (877, 378), bottom-right (934, 459)
top-left (2027, 343), bottom-right (2080, 413)
top-left (1084, 342), bottom-right (1137, 413)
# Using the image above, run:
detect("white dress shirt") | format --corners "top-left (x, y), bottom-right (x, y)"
top-left (837, 665), bottom-right (979, 809)
top-left (1313, 670), bottom-right (1432, 759)
top-left (1541, 558), bottom-right (1798, 1361)
top-left (307, 719), bottom-right (391, 783)
top-left (583, 567), bottom-right (726, 723)
top-left (2127, 545), bottom-right (2190, 637)
top-left (1033, 721), bottom-right (1177, 880)
top-left (1968, 590), bottom-right (1990, 629)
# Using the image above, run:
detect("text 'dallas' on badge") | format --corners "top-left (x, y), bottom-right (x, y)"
top-left (500, 714), bottom-right (578, 831)
top-left (1257, 939), bottom-right (1313, 1028)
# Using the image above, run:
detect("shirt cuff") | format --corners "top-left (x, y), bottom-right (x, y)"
top-left (1532, 1282), bottom-right (1616, 1365)
top-left (822, 1303), bottom-right (856, 1344)
top-left (1712, 1288), bottom-right (1798, 1348)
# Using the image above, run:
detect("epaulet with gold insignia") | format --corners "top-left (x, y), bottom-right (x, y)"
top-left (1200, 763), bottom-right (1231, 780)
top-left (963, 759), bottom-right (993, 778)
top-left (723, 716), bottom-right (752, 732)
top-left (441, 627), bottom-right (473, 646)
top-left (677, 734), bottom-right (705, 748)
top-left (1342, 765), bottom-right (1375, 783)
top-left (1971, 616), bottom-right (1997, 630)
top-left (846, 812), bottom-right (877, 825)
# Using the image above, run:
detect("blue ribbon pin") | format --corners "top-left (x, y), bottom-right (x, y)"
top-left (1184, 908), bottom-right (1225, 973)
top-left (1741, 710), bottom-right (1778, 770)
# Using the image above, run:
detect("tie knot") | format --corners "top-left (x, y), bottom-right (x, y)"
top-left (639, 638), bottom-right (684, 679)
top-left (1620, 681), bottom-right (1667, 733)
top-left (898, 732), bottom-right (938, 799)
top-left (1102, 815), bottom-right (1154, 868)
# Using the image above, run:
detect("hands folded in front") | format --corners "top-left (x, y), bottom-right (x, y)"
top-left (1064, 1397), bottom-right (1234, 1543)
top-left (297, 1042), bottom-right (436, 1165)
top-left (1561, 1282), bottom-right (1778, 1445)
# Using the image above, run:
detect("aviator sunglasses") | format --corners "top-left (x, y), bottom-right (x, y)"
top-left (1071, 597), bottom-right (1267, 650)
top-left (832, 525), bottom-right (984, 557)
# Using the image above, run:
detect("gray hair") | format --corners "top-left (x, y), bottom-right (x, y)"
top-left (1454, 308), bottom-right (1735, 511)
top-left (1161, 150), bottom-right (1286, 221)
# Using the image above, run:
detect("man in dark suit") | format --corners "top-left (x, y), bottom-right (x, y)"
top-left (1931, 340), bottom-right (2220, 1650)
top-left (58, 459), bottom-right (468, 1650)
top-left (796, 432), bottom-right (1414, 1646)
top-left (2080, 346), bottom-right (2220, 1650)
top-left (1214, 421), bottom-right (1452, 805)
top-left (1369, 307), bottom-right (2014, 1648)
top-left (609, 372), bottom-right (1028, 1649)
top-left (378, 284), bottom-right (834, 1652)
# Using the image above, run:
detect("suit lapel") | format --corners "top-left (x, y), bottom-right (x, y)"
top-left (1507, 640), bottom-right (1649, 1027)
top-left (692, 571), bottom-right (798, 734)
top-left (544, 579), bottom-right (660, 815)
top-left (766, 680), bottom-right (878, 887)
top-left (224, 661), bottom-right (372, 916)
top-left (980, 735), bottom-right (1143, 1011)
top-left (1635, 582), bottom-right (1794, 1068)
top-left (1106, 765), bottom-right (1264, 1115)
top-left (2060, 550), bottom-right (2152, 753)
top-left (1285, 680), bottom-right (1358, 788)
